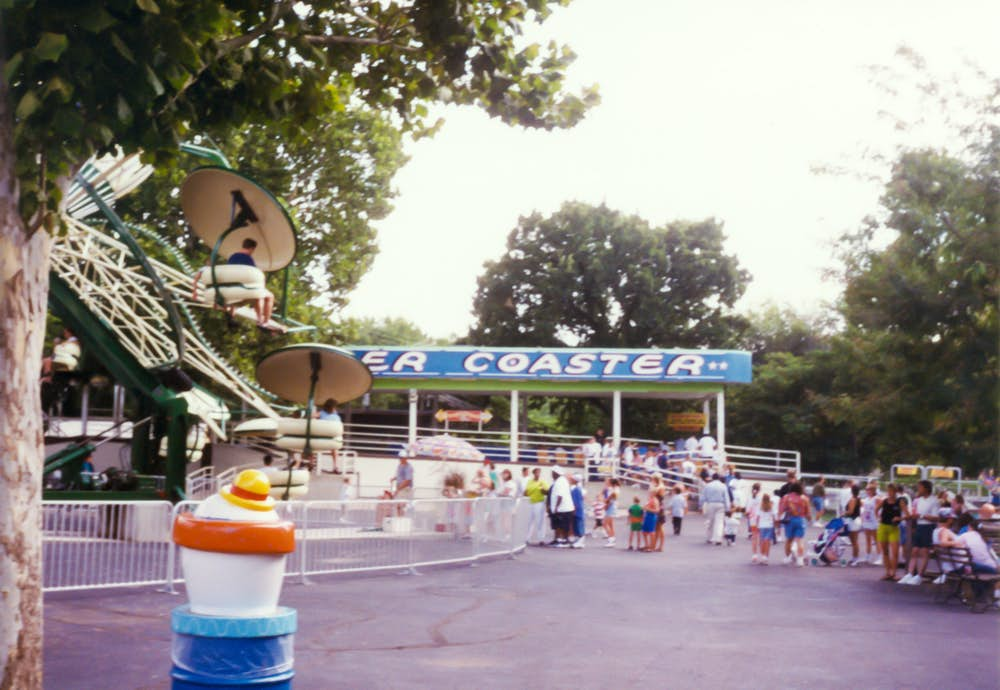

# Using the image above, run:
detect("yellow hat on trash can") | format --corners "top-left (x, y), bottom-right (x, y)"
top-left (220, 469), bottom-right (276, 511)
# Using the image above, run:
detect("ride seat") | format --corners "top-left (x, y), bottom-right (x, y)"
top-left (232, 417), bottom-right (344, 452)
top-left (193, 264), bottom-right (269, 306)
top-left (159, 423), bottom-right (209, 464)
top-left (273, 418), bottom-right (344, 452)
top-left (52, 340), bottom-right (82, 372)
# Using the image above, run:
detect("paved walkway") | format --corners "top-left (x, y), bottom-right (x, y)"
top-left (45, 525), bottom-right (998, 689)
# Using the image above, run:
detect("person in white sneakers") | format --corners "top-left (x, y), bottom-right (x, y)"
top-left (778, 482), bottom-right (812, 566)
top-left (860, 482), bottom-right (882, 565)
top-left (745, 483), bottom-right (762, 560)
top-left (899, 480), bottom-right (940, 585)
top-left (701, 473), bottom-right (731, 545)
top-left (931, 508), bottom-right (957, 585)
top-left (753, 493), bottom-right (778, 564)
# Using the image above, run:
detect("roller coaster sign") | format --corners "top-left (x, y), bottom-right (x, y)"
top-left (353, 347), bottom-right (752, 384)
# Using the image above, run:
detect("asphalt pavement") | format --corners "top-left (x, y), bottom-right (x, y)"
top-left (44, 523), bottom-right (999, 689)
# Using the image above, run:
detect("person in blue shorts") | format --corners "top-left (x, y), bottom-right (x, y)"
top-left (778, 482), bottom-right (811, 566)
top-left (641, 493), bottom-right (660, 552)
top-left (570, 473), bottom-right (587, 549)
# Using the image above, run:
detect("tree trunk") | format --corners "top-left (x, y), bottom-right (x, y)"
top-left (0, 66), bottom-right (47, 690)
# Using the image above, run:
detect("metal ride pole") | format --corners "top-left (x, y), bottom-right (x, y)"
top-left (288, 351), bottom-right (321, 501)
top-left (299, 502), bottom-right (311, 585)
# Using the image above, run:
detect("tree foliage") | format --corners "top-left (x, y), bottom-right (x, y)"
top-left (465, 202), bottom-right (749, 438)
top-left (467, 202), bottom-right (750, 348)
top-left (833, 142), bottom-right (999, 471)
top-left (729, 138), bottom-right (999, 475)
top-left (4, 0), bottom-right (598, 230)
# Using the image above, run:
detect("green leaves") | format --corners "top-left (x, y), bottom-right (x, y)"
top-left (15, 91), bottom-right (41, 120)
top-left (33, 33), bottom-right (69, 62)
top-left (468, 203), bottom-right (749, 350)
top-left (3, 0), bottom-right (594, 260)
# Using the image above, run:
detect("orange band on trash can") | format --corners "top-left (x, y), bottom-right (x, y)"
top-left (172, 513), bottom-right (295, 554)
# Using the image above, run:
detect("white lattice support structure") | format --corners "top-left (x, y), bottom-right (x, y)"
top-left (51, 216), bottom-right (280, 423)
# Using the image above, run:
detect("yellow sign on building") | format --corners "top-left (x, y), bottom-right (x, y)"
top-left (666, 412), bottom-right (706, 431)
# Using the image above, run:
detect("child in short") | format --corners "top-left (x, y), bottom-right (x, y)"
top-left (641, 494), bottom-right (660, 551)
top-left (723, 511), bottom-right (740, 546)
top-left (754, 494), bottom-right (778, 564)
top-left (628, 497), bottom-right (644, 550)
top-left (591, 493), bottom-right (606, 538)
top-left (669, 486), bottom-right (686, 535)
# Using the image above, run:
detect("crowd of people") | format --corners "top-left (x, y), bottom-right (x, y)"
top-left (315, 436), bottom-right (999, 607)
top-left (442, 458), bottom-right (999, 602)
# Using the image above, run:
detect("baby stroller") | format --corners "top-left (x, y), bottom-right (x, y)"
top-left (809, 517), bottom-right (851, 566)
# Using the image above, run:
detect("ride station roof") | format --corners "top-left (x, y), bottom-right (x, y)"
top-left (349, 346), bottom-right (752, 399)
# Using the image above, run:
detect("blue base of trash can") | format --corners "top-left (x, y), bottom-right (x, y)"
top-left (170, 606), bottom-right (296, 689)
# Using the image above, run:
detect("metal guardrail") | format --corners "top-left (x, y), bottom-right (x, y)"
top-left (42, 497), bottom-right (531, 594)
top-left (722, 444), bottom-right (800, 475)
top-left (42, 501), bottom-right (174, 592)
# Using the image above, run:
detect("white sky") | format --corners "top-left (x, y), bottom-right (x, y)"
top-left (342, 0), bottom-right (1000, 340)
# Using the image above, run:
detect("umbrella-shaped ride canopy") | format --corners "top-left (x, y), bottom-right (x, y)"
top-left (411, 434), bottom-right (485, 462)
top-left (180, 166), bottom-right (297, 272)
top-left (256, 343), bottom-right (372, 407)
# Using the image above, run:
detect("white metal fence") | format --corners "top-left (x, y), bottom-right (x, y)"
top-left (43, 497), bottom-right (531, 594)
top-left (42, 501), bottom-right (174, 592)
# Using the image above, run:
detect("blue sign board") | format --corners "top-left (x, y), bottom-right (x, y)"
top-left (350, 347), bottom-right (752, 384)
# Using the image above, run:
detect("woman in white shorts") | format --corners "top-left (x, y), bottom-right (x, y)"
top-left (860, 482), bottom-right (881, 565)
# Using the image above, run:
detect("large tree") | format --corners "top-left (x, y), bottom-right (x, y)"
top-left (1, 2), bottom-right (596, 684)
top-left (466, 202), bottom-right (749, 436)
top-left (468, 202), bottom-right (750, 348)
top-left (833, 143), bottom-right (999, 471)
top-left (728, 140), bottom-right (999, 475)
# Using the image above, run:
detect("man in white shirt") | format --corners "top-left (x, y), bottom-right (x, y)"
top-left (684, 435), bottom-right (699, 455)
top-left (697, 434), bottom-right (717, 459)
top-left (601, 439), bottom-right (616, 461)
top-left (701, 473), bottom-right (731, 545)
top-left (547, 466), bottom-right (576, 547)
top-left (516, 467), bottom-right (529, 497)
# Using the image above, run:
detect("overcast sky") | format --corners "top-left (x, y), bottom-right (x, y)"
top-left (342, 0), bottom-right (1000, 340)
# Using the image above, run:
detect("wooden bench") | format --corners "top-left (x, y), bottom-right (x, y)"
top-left (932, 545), bottom-right (1000, 613)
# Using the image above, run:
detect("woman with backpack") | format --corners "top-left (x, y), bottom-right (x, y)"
top-left (778, 482), bottom-right (812, 567)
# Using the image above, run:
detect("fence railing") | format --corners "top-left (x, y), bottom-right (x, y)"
top-left (42, 501), bottom-right (174, 592)
top-left (184, 466), bottom-right (214, 500)
top-left (723, 444), bottom-right (800, 476)
top-left (43, 497), bottom-right (531, 594)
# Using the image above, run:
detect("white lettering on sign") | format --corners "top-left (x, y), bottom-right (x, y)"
top-left (497, 353), bottom-right (530, 373)
top-left (528, 353), bottom-right (562, 375)
top-left (361, 350), bottom-right (389, 373)
top-left (564, 353), bottom-right (595, 375)
top-left (598, 353), bottom-right (629, 375)
top-left (665, 354), bottom-right (704, 376)
top-left (631, 353), bottom-right (663, 376)
top-left (463, 352), bottom-right (494, 373)
top-left (392, 351), bottom-right (426, 373)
